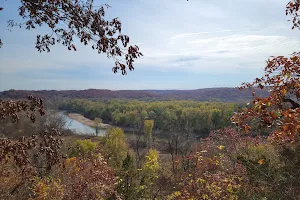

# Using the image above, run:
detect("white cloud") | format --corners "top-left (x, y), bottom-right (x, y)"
top-left (136, 33), bottom-right (300, 74)
top-left (170, 32), bottom-right (211, 41)
top-left (0, 0), bottom-right (299, 90)
top-left (189, 35), bottom-right (300, 57)
top-left (170, 30), bottom-right (233, 41)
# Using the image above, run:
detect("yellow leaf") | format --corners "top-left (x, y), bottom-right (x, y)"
top-left (217, 145), bottom-right (225, 150)
top-left (258, 159), bottom-right (264, 165)
top-left (282, 89), bottom-right (287, 94)
top-left (174, 191), bottom-right (181, 196)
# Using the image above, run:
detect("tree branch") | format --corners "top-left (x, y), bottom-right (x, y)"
top-left (283, 98), bottom-right (300, 109)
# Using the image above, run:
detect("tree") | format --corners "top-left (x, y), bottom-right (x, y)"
top-left (287, 0), bottom-right (300, 30)
top-left (211, 109), bottom-right (222, 129)
top-left (143, 120), bottom-right (154, 148)
top-left (117, 153), bottom-right (139, 200)
top-left (231, 52), bottom-right (300, 142)
top-left (69, 139), bottom-right (97, 157)
top-left (138, 148), bottom-right (160, 199)
top-left (0, 96), bottom-right (63, 197)
top-left (57, 155), bottom-right (117, 199)
top-left (231, 1), bottom-right (300, 142)
top-left (93, 117), bottom-right (102, 136)
top-left (0, 0), bottom-right (142, 74)
top-left (101, 127), bottom-right (128, 169)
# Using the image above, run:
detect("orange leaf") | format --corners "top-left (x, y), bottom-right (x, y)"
top-left (258, 159), bottom-right (264, 165)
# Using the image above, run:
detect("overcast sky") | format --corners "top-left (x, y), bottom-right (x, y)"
top-left (0, 0), bottom-right (299, 90)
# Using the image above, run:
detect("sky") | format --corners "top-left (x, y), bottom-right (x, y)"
top-left (0, 0), bottom-right (299, 90)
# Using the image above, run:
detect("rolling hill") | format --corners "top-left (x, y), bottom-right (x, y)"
top-left (0, 87), bottom-right (269, 102)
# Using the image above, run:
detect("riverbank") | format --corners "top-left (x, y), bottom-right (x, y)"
top-left (66, 113), bottom-right (173, 140)
top-left (68, 113), bottom-right (111, 129)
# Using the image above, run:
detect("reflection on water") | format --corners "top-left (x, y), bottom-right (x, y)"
top-left (59, 112), bottom-right (107, 136)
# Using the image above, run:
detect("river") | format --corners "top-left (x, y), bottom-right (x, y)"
top-left (59, 112), bottom-right (107, 136)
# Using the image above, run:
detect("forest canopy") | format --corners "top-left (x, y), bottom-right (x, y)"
top-left (59, 99), bottom-right (238, 136)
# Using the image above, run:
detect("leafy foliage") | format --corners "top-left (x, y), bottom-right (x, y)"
top-left (2, 0), bottom-right (142, 74)
top-left (168, 128), bottom-right (247, 200)
top-left (117, 153), bottom-right (138, 199)
top-left (231, 53), bottom-right (300, 142)
top-left (144, 120), bottom-right (154, 147)
top-left (100, 127), bottom-right (129, 169)
top-left (60, 155), bottom-right (117, 199)
top-left (287, 0), bottom-right (300, 30)
top-left (231, 1), bottom-right (300, 143)
top-left (60, 99), bottom-right (237, 136)
top-left (0, 96), bottom-right (63, 177)
top-left (0, 96), bottom-right (45, 123)
top-left (69, 139), bottom-right (97, 157)
top-left (137, 149), bottom-right (160, 199)
top-left (30, 177), bottom-right (64, 200)
top-left (93, 117), bottom-right (102, 136)
top-left (0, 97), bottom-right (64, 199)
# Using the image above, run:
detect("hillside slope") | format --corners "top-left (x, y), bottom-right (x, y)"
top-left (0, 88), bottom-right (268, 102)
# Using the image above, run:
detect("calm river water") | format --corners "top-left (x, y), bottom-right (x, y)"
top-left (59, 112), bottom-right (107, 136)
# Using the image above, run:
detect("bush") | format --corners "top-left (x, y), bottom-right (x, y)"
top-left (69, 139), bottom-right (98, 157)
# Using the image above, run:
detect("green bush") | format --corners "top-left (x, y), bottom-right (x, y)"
top-left (69, 139), bottom-right (98, 157)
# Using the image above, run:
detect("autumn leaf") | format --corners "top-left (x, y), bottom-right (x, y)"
top-left (217, 145), bottom-right (225, 150)
top-left (258, 159), bottom-right (265, 165)
top-left (232, 52), bottom-right (300, 142)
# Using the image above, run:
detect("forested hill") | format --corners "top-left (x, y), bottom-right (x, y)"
top-left (144, 88), bottom-right (269, 102)
top-left (0, 87), bottom-right (268, 102)
top-left (0, 89), bottom-right (159, 100)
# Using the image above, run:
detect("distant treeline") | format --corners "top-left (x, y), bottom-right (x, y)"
top-left (0, 88), bottom-right (269, 102)
top-left (59, 99), bottom-right (241, 136)
top-left (0, 89), bottom-right (157, 100)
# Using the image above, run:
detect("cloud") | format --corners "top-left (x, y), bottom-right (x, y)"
top-left (215, 50), bottom-right (231, 54)
top-left (170, 30), bottom-right (233, 41)
top-left (170, 32), bottom-right (211, 40)
top-left (137, 33), bottom-right (300, 74)
top-left (173, 55), bottom-right (202, 63)
top-left (188, 35), bottom-right (300, 58)
top-left (0, 0), bottom-right (299, 90)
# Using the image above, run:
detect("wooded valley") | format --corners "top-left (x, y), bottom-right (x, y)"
top-left (0, 0), bottom-right (299, 199)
